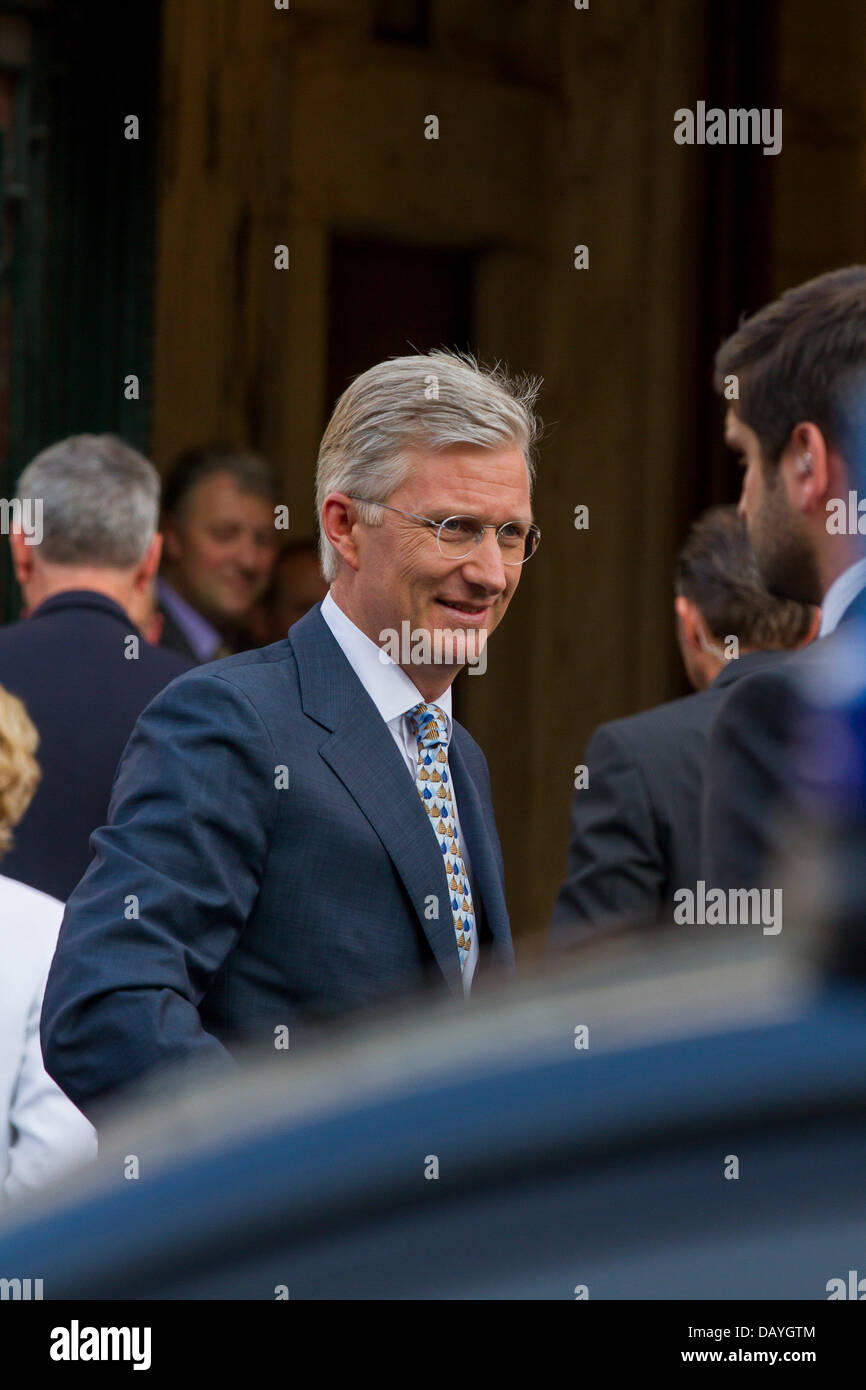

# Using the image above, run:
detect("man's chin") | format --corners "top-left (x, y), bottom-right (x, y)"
top-left (213, 596), bottom-right (256, 624)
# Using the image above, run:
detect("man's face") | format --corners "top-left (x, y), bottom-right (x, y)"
top-left (349, 443), bottom-right (533, 662)
top-left (163, 471), bottom-right (277, 623)
top-left (726, 408), bottom-right (821, 605)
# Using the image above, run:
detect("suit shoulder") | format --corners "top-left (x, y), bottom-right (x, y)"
top-left (591, 689), bottom-right (711, 755)
top-left (714, 658), bottom-right (799, 722)
top-left (152, 639), bottom-right (301, 713)
top-left (139, 644), bottom-right (193, 681)
top-left (0, 618), bottom-right (34, 652)
top-left (0, 875), bottom-right (64, 959)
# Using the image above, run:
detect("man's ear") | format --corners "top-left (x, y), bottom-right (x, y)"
top-left (320, 494), bottom-right (362, 573)
top-left (782, 422), bottom-right (830, 514)
top-left (674, 594), bottom-right (700, 650)
top-left (136, 533), bottom-right (163, 588)
top-left (8, 527), bottom-right (36, 586)
top-left (161, 516), bottom-right (183, 564)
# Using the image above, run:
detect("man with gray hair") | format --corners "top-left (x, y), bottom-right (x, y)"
top-left (42, 351), bottom-right (540, 1120)
top-left (0, 435), bottom-right (189, 900)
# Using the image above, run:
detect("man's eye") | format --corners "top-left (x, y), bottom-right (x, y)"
top-left (439, 517), bottom-right (475, 537)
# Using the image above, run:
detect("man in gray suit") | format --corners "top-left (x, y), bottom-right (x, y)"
top-left (551, 506), bottom-right (816, 941)
top-left (42, 351), bottom-right (541, 1120)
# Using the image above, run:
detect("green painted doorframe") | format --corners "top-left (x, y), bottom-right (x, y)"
top-left (0, 0), bottom-right (160, 623)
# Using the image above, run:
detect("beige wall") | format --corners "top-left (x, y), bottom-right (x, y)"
top-left (153, 0), bottom-right (866, 951)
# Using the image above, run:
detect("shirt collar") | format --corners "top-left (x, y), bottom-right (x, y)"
top-left (819, 557), bottom-right (866, 637)
top-left (157, 577), bottom-right (224, 662)
top-left (28, 589), bottom-right (131, 625)
top-left (320, 590), bottom-right (453, 735)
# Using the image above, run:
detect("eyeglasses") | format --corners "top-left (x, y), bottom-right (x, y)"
top-left (346, 498), bottom-right (541, 565)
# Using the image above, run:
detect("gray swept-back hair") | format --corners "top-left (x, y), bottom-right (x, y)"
top-left (15, 434), bottom-right (160, 568)
top-left (315, 350), bottom-right (541, 582)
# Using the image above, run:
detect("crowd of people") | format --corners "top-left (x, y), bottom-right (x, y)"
top-left (1, 265), bottom-right (865, 1206)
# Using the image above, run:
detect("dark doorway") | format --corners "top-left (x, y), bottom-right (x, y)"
top-left (0, 0), bottom-right (160, 622)
top-left (326, 235), bottom-right (474, 419)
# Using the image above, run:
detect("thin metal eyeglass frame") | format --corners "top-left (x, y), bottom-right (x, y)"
top-left (345, 496), bottom-right (541, 564)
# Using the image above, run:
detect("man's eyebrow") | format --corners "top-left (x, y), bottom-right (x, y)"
top-left (423, 507), bottom-right (535, 524)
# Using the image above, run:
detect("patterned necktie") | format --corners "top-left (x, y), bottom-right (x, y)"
top-left (409, 702), bottom-right (475, 972)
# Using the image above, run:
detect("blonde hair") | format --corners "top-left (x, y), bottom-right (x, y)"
top-left (0, 684), bottom-right (41, 861)
top-left (315, 350), bottom-right (541, 582)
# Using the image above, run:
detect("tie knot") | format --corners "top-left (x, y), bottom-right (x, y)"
top-left (409, 701), bottom-right (448, 749)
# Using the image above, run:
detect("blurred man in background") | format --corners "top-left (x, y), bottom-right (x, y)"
top-left (249, 538), bottom-right (329, 645)
top-left (0, 682), bottom-right (96, 1202)
top-left (551, 505), bottom-right (816, 939)
top-left (702, 266), bottom-right (866, 891)
top-left (158, 445), bottom-right (279, 663)
top-left (0, 435), bottom-right (189, 900)
top-left (42, 351), bottom-right (535, 1122)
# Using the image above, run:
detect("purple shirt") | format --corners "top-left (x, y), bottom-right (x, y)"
top-left (157, 578), bottom-right (223, 663)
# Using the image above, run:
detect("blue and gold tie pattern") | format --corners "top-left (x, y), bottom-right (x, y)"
top-left (409, 702), bottom-right (474, 971)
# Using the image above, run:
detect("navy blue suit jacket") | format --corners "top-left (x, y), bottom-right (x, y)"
top-left (701, 586), bottom-right (866, 889)
top-left (0, 591), bottom-right (189, 901)
top-left (41, 605), bottom-right (513, 1118)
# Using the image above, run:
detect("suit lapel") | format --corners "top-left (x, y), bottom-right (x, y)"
top-left (449, 736), bottom-right (514, 966)
top-left (291, 608), bottom-right (463, 994)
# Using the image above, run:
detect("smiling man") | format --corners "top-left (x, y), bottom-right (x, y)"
top-left (42, 351), bottom-right (540, 1120)
top-left (157, 446), bottom-right (279, 663)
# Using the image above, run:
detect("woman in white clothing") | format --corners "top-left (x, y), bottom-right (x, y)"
top-left (0, 683), bottom-right (97, 1202)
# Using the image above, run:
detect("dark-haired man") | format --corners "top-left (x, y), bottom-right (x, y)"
top-left (158, 446), bottom-right (279, 663)
top-left (551, 505), bottom-right (816, 939)
top-left (702, 266), bottom-right (866, 891)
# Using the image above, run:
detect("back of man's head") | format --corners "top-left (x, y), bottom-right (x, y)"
top-left (714, 265), bottom-right (866, 474)
top-left (16, 434), bottom-right (159, 570)
top-left (674, 505), bottom-right (815, 688)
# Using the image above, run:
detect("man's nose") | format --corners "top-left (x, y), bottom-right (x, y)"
top-left (459, 529), bottom-right (508, 592)
top-left (234, 534), bottom-right (262, 571)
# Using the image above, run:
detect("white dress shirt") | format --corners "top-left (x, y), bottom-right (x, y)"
top-left (0, 874), bottom-right (98, 1203)
top-left (819, 557), bottom-right (866, 636)
top-left (320, 590), bottom-right (479, 992)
